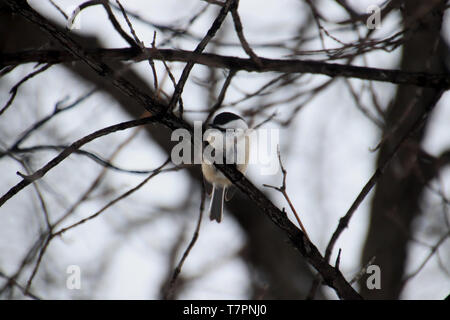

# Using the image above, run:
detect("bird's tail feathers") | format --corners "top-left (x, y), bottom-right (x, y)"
top-left (209, 185), bottom-right (225, 223)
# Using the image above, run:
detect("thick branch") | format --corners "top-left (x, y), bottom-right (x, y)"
top-left (2, 47), bottom-right (450, 89)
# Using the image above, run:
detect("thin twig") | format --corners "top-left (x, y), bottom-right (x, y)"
top-left (230, 0), bottom-right (262, 67)
top-left (48, 0), bottom-right (68, 19)
top-left (0, 270), bottom-right (40, 300)
top-left (69, 0), bottom-right (139, 48)
top-left (167, 0), bottom-right (237, 113)
top-left (263, 147), bottom-right (310, 241)
top-left (252, 112), bottom-right (277, 130)
top-left (0, 116), bottom-right (159, 208)
top-left (54, 124), bottom-right (144, 227)
top-left (400, 231), bottom-right (450, 286)
top-left (335, 249), bottom-right (342, 270)
top-left (6, 89), bottom-right (96, 152)
top-left (205, 69), bottom-right (237, 123)
top-left (22, 125), bottom-right (145, 292)
top-left (10, 145), bottom-right (164, 175)
top-left (0, 63), bottom-right (52, 116)
top-left (115, 0), bottom-right (142, 47)
top-left (165, 182), bottom-right (207, 299)
top-left (324, 89), bottom-right (445, 264)
top-left (24, 158), bottom-right (174, 293)
top-left (53, 158), bottom-right (173, 237)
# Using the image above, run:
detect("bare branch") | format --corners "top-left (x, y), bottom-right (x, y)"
top-left (0, 116), bottom-right (159, 208)
top-left (167, 0), bottom-right (237, 113)
top-left (401, 231), bottom-right (450, 286)
top-left (6, 89), bottom-right (96, 152)
top-left (0, 63), bottom-right (52, 116)
top-left (9, 145), bottom-right (167, 175)
top-left (69, 0), bottom-right (139, 48)
top-left (230, 0), bottom-right (262, 67)
top-left (205, 69), bottom-right (237, 123)
top-left (53, 158), bottom-right (173, 237)
top-left (263, 147), bottom-right (310, 241)
top-left (164, 183), bottom-right (207, 299)
top-left (324, 90), bottom-right (445, 263)
top-left (3, 48), bottom-right (449, 89)
top-left (0, 269), bottom-right (40, 300)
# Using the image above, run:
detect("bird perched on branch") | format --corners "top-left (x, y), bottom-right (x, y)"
top-left (202, 112), bottom-right (250, 223)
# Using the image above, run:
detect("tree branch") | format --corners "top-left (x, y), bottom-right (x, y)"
top-left (0, 116), bottom-right (159, 208)
top-left (2, 47), bottom-right (450, 89)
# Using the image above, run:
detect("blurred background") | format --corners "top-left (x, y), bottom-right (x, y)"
top-left (0, 0), bottom-right (449, 299)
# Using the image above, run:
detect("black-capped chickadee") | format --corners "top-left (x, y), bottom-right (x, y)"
top-left (202, 112), bottom-right (250, 223)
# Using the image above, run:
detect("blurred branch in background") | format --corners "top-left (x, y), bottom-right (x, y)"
top-left (360, 0), bottom-right (450, 300)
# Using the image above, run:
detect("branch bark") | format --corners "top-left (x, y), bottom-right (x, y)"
top-left (2, 48), bottom-right (450, 89)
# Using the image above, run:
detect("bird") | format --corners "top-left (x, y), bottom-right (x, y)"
top-left (201, 112), bottom-right (250, 223)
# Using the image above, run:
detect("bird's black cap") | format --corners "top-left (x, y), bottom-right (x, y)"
top-left (212, 112), bottom-right (243, 126)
